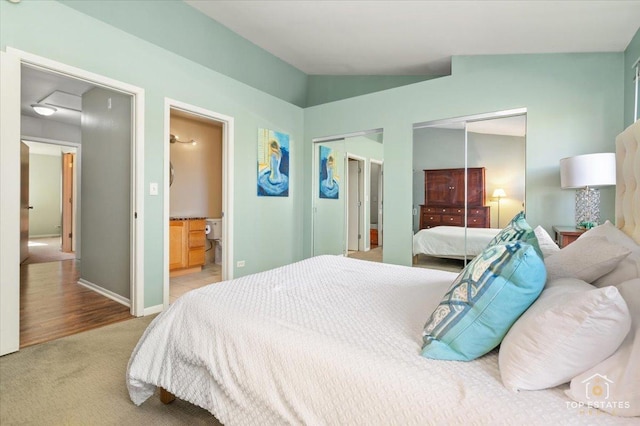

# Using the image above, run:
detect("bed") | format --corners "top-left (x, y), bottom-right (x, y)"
top-left (127, 120), bottom-right (640, 424)
top-left (412, 225), bottom-right (500, 260)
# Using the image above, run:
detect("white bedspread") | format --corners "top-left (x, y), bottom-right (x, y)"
top-left (413, 226), bottom-right (500, 258)
top-left (127, 256), bottom-right (633, 425)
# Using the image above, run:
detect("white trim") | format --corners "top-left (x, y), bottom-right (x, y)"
top-left (163, 98), bottom-right (235, 310)
top-left (4, 48), bottom-right (145, 321)
top-left (312, 128), bottom-right (383, 143)
top-left (78, 279), bottom-right (130, 307)
top-left (413, 108), bottom-right (527, 129)
top-left (143, 304), bottom-right (164, 316)
top-left (0, 51), bottom-right (22, 355)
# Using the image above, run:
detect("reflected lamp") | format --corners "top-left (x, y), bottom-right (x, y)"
top-left (492, 188), bottom-right (506, 228)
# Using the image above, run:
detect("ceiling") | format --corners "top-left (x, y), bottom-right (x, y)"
top-left (186, 0), bottom-right (640, 75)
top-left (21, 65), bottom-right (94, 127)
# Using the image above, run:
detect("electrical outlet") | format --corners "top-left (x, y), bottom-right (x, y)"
top-left (237, 260), bottom-right (245, 268)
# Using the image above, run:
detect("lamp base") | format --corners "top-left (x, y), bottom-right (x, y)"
top-left (575, 187), bottom-right (600, 229)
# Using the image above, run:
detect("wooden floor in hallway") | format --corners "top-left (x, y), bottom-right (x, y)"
top-left (20, 260), bottom-right (134, 348)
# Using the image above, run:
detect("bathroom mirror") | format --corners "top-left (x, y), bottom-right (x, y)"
top-left (412, 110), bottom-right (526, 270)
top-left (312, 129), bottom-right (383, 259)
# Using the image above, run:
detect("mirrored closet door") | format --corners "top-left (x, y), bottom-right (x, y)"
top-left (312, 130), bottom-right (383, 258)
top-left (412, 110), bottom-right (526, 269)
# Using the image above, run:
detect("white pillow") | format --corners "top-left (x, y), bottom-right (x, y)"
top-left (534, 225), bottom-right (560, 258)
top-left (577, 221), bottom-right (640, 287)
top-left (499, 278), bottom-right (631, 391)
top-left (566, 278), bottom-right (640, 417)
top-left (544, 236), bottom-right (631, 283)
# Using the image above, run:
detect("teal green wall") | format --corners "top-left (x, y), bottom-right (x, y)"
top-left (56, 1), bottom-right (442, 108)
top-left (303, 53), bottom-right (625, 265)
top-left (306, 75), bottom-right (437, 107)
top-left (624, 27), bottom-right (640, 127)
top-left (1, 0), bottom-right (304, 308)
top-left (59, 0), bottom-right (309, 107)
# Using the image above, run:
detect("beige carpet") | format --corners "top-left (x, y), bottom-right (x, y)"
top-left (0, 316), bottom-right (220, 425)
top-left (347, 246), bottom-right (383, 262)
top-left (23, 237), bottom-right (76, 265)
top-left (348, 248), bottom-right (464, 274)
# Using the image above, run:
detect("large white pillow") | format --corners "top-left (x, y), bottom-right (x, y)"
top-left (534, 225), bottom-right (560, 258)
top-left (577, 221), bottom-right (640, 287)
top-left (499, 278), bottom-right (631, 391)
top-left (544, 236), bottom-right (631, 283)
top-left (566, 278), bottom-right (640, 417)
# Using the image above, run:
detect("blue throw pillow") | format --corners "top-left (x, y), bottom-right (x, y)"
top-left (487, 211), bottom-right (542, 258)
top-left (421, 241), bottom-right (546, 361)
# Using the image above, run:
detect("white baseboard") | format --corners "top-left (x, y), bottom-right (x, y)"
top-left (78, 278), bottom-right (130, 307)
top-left (143, 304), bottom-right (164, 316)
top-left (29, 234), bottom-right (61, 239)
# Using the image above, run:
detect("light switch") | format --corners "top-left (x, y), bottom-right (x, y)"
top-left (149, 182), bottom-right (158, 196)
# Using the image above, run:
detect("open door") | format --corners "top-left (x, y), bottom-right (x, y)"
top-left (61, 153), bottom-right (74, 253)
top-left (1, 50), bottom-right (21, 355)
top-left (20, 142), bottom-right (30, 263)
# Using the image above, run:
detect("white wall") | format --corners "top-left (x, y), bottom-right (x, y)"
top-left (169, 115), bottom-right (223, 218)
top-left (80, 87), bottom-right (131, 299)
top-left (28, 153), bottom-right (61, 237)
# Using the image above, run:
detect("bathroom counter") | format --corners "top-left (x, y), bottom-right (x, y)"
top-left (169, 218), bottom-right (206, 277)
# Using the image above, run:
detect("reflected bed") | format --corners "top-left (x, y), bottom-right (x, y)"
top-left (413, 225), bottom-right (500, 260)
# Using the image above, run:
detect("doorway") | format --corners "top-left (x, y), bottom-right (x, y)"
top-left (370, 159), bottom-right (383, 249)
top-left (0, 48), bottom-right (145, 356)
top-left (21, 139), bottom-right (78, 266)
top-left (163, 99), bottom-right (234, 308)
top-left (346, 155), bottom-right (365, 254)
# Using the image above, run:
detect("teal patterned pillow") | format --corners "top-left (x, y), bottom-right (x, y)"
top-left (421, 241), bottom-right (546, 361)
top-left (487, 211), bottom-right (542, 258)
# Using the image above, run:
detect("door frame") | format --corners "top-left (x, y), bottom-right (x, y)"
top-left (345, 153), bottom-right (366, 254)
top-left (163, 98), bottom-right (234, 309)
top-left (370, 158), bottom-right (383, 247)
top-left (22, 137), bottom-right (81, 256)
top-left (0, 48), bottom-right (145, 356)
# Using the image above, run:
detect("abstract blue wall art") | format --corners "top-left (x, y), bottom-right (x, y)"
top-left (319, 145), bottom-right (339, 199)
top-left (257, 128), bottom-right (289, 197)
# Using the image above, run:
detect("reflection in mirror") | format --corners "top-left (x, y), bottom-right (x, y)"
top-left (412, 112), bottom-right (526, 272)
top-left (312, 130), bottom-right (383, 261)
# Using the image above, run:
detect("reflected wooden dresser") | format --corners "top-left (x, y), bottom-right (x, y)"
top-left (419, 168), bottom-right (490, 229)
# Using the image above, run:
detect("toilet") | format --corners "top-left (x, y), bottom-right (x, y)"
top-left (205, 218), bottom-right (222, 264)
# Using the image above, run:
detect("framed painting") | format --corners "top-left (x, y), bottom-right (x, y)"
top-left (257, 128), bottom-right (289, 197)
top-left (319, 145), bottom-right (339, 199)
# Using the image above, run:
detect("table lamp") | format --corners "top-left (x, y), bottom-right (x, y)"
top-left (560, 153), bottom-right (616, 229)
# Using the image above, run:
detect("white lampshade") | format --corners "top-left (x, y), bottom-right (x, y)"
top-left (492, 188), bottom-right (506, 198)
top-left (560, 153), bottom-right (616, 189)
top-left (31, 103), bottom-right (57, 116)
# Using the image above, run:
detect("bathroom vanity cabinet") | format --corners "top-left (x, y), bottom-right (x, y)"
top-left (170, 218), bottom-right (206, 276)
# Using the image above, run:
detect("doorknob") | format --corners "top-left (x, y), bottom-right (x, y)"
top-left (28, 206), bottom-right (34, 209)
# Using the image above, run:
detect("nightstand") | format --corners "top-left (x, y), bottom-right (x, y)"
top-left (552, 226), bottom-right (587, 249)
